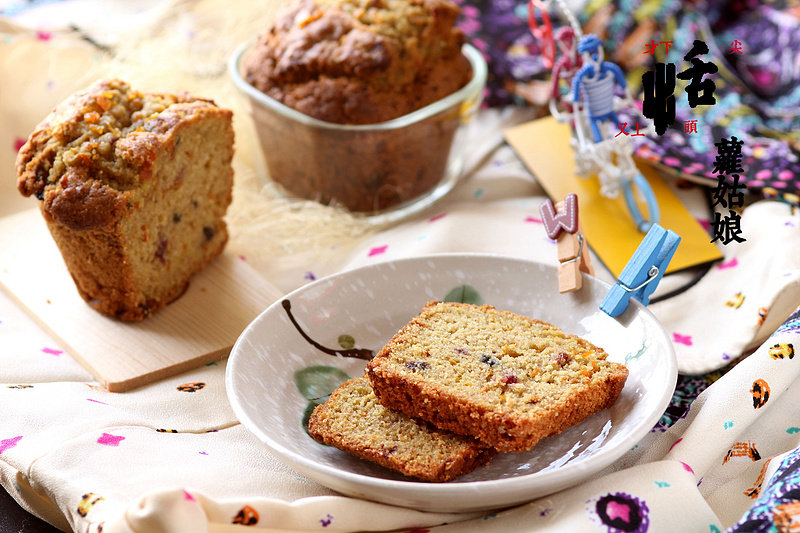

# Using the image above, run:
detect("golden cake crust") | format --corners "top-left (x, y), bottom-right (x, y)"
top-left (366, 302), bottom-right (629, 453)
top-left (244, 0), bottom-right (471, 124)
top-left (308, 376), bottom-right (495, 481)
top-left (16, 79), bottom-right (234, 321)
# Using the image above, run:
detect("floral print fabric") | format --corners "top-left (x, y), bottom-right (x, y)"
top-left (455, 0), bottom-right (800, 205)
top-left (3, 2), bottom-right (800, 532)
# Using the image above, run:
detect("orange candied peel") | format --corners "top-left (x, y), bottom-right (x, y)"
top-left (297, 11), bottom-right (322, 27)
top-left (95, 93), bottom-right (114, 111)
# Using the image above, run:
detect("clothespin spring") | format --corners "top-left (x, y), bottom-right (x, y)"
top-left (619, 266), bottom-right (659, 293)
top-left (560, 233), bottom-right (585, 265)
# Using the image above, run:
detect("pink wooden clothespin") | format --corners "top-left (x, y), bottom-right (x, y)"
top-left (539, 193), bottom-right (594, 293)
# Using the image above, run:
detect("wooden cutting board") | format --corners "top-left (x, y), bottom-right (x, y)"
top-left (0, 208), bottom-right (283, 392)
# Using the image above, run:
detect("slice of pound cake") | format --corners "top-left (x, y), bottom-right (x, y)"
top-left (366, 302), bottom-right (629, 453)
top-left (16, 79), bottom-right (234, 321)
top-left (308, 376), bottom-right (496, 482)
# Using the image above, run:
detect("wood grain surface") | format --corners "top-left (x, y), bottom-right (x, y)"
top-left (0, 208), bottom-right (283, 392)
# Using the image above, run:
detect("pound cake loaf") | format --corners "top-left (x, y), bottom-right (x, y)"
top-left (16, 79), bottom-right (234, 321)
top-left (308, 376), bottom-right (496, 481)
top-left (244, 0), bottom-right (471, 124)
top-left (366, 302), bottom-right (629, 453)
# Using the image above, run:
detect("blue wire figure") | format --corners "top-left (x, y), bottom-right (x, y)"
top-left (571, 34), bottom-right (627, 143)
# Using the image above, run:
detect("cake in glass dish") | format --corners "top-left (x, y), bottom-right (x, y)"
top-left (230, 0), bottom-right (486, 215)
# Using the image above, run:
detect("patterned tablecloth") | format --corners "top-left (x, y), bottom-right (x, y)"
top-left (3, 1), bottom-right (800, 532)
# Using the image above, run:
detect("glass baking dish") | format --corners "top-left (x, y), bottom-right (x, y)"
top-left (229, 42), bottom-right (487, 221)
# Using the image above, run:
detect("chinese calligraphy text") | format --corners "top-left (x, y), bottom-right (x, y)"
top-left (641, 40), bottom-right (718, 135)
top-left (710, 136), bottom-right (746, 245)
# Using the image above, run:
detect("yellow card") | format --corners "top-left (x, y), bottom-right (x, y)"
top-left (504, 117), bottom-right (723, 278)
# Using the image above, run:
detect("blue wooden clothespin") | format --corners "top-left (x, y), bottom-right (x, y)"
top-left (600, 224), bottom-right (681, 317)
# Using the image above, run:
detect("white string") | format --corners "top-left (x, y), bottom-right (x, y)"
top-left (552, 0), bottom-right (583, 40)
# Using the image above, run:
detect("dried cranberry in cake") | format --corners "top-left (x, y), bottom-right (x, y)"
top-left (499, 373), bottom-right (518, 385)
top-left (554, 352), bottom-right (571, 367)
top-left (155, 238), bottom-right (168, 264)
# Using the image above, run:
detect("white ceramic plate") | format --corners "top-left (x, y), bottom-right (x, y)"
top-left (226, 254), bottom-right (677, 513)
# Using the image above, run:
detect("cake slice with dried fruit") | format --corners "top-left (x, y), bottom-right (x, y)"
top-left (366, 301), bottom-right (628, 453)
top-left (308, 376), bottom-right (495, 482)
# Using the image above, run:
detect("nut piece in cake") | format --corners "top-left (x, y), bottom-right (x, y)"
top-left (16, 79), bottom-right (234, 321)
top-left (308, 376), bottom-right (496, 481)
top-left (366, 302), bottom-right (629, 453)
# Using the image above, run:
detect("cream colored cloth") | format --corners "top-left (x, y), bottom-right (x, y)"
top-left (4, 4), bottom-right (800, 532)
